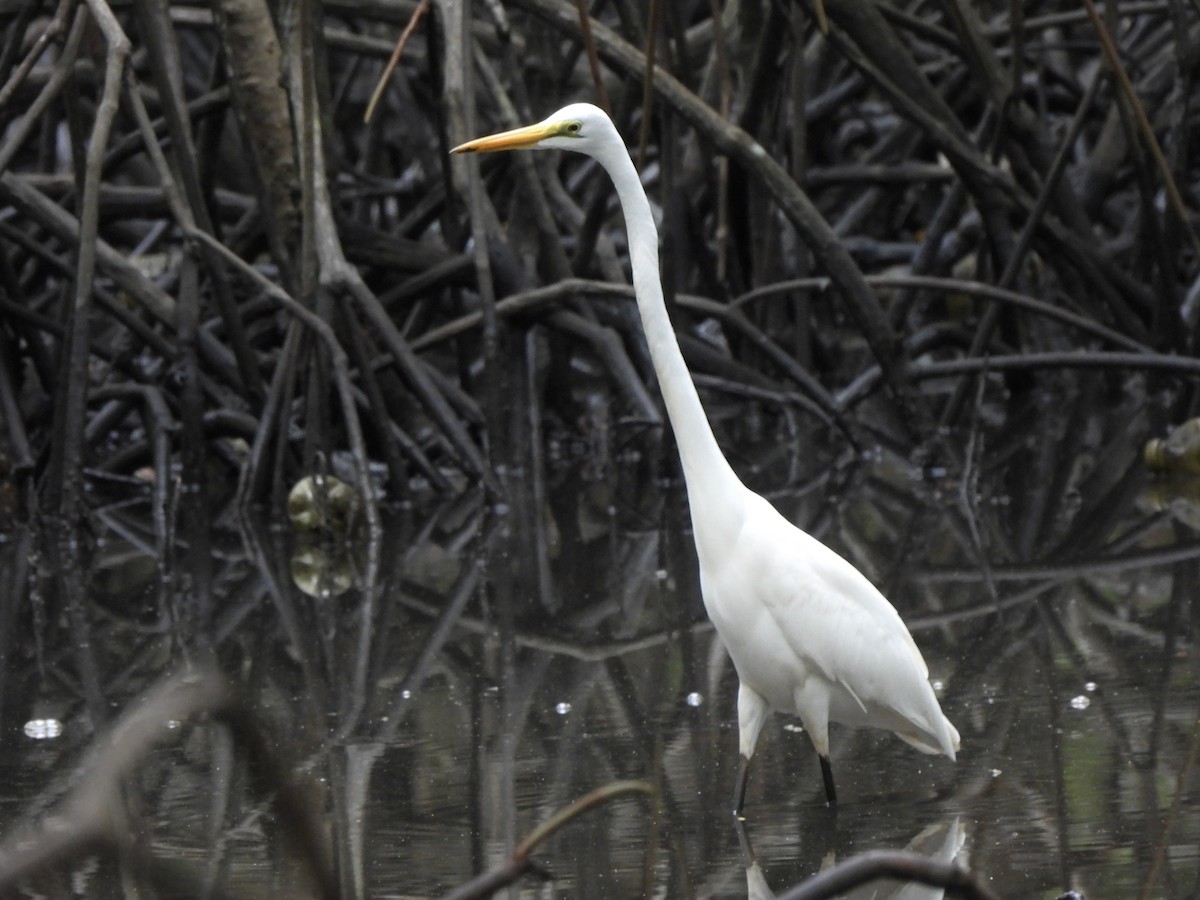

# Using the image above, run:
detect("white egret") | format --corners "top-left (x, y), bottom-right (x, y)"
top-left (452, 104), bottom-right (959, 810)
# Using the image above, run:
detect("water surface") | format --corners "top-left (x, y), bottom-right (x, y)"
top-left (0, 391), bottom-right (1197, 898)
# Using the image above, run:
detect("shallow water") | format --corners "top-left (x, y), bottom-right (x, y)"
top-left (1, 391), bottom-right (1198, 898)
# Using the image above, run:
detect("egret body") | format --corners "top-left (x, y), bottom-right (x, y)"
top-left (452, 104), bottom-right (959, 810)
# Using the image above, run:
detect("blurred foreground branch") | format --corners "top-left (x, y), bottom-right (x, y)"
top-left (0, 670), bottom-right (336, 899)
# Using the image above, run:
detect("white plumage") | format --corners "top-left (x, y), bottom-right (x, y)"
top-left (453, 103), bottom-right (959, 809)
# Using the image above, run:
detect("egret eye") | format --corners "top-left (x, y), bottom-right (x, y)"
top-left (566, 122), bottom-right (582, 135)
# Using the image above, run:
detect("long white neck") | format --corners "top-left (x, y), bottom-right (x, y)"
top-left (590, 134), bottom-right (745, 533)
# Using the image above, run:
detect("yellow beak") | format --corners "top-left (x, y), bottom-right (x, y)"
top-left (451, 121), bottom-right (558, 154)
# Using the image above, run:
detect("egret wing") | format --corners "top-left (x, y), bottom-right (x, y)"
top-left (744, 497), bottom-right (941, 727)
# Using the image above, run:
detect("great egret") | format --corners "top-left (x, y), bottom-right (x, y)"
top-left (452, 104), bottom-right (959, 810)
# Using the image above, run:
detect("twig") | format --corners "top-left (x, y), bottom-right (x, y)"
top-left (736, 275), bottom-right (1153, 354)
top-left (186, 227), bottom-right (383, 542)
top-left (842, 349), bottom-right (1200, 410)
top-left (1081, 0), bottom-right (1200, 258)
top-left (48, 0), bottom-right (130, 519)
top-left (0, 172), bottom-right (246, 391)
top-left (439, 781), bottom-right (653, 900)
top-left (938, 66), bottom-right (1112, 428)
top-left (574, 0), bottom-right (610, 114)
top-left (0, 0), bottom-right (82, 166)
top-left (0, 332), bottom-right (32, 471)
top-left (139, 0), bottom-right (267, 398)
top-left (88, 383), bottom-right (177, 547)
top-left (0, 0), bottom-right (76, 120)
top-left (363, 0), bottom-right (430, 123)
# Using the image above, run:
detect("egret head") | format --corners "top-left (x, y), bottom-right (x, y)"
top-left (450, 103), bottom-right (617, 157)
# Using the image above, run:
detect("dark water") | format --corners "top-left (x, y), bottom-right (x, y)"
top-left (1, 390), bottom-right (1199, 898)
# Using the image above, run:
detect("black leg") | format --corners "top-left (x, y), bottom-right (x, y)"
top-left (732, 753), bottom-right (751, 817)
top-left (820, 754), bottom-right (837, 806)
top-left (734, 812), bottom-right (754, 867)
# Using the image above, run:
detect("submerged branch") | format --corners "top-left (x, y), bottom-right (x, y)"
top-left (774, 850), bottom-right (1000, 900)
top-left (439, 781), bottom-right (654, 900)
